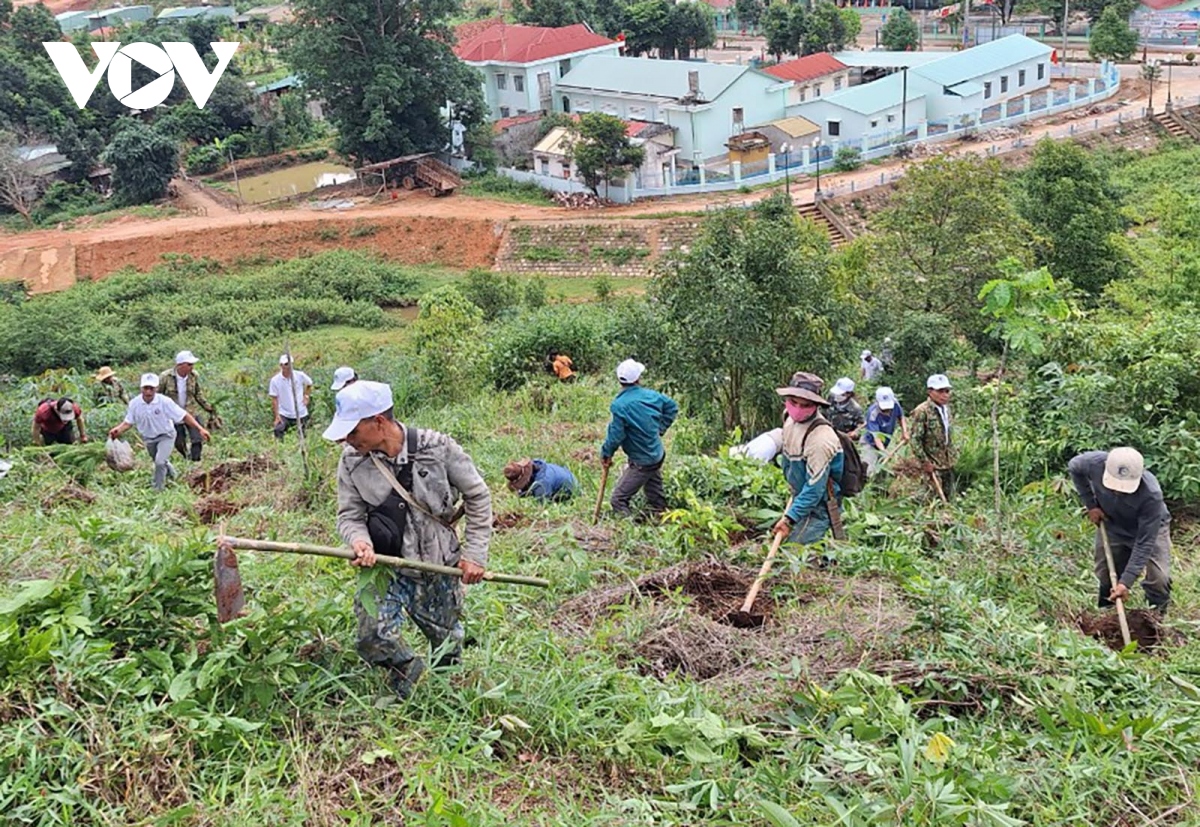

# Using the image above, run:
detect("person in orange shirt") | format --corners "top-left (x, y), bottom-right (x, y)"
top-left (551, 353), bottom-right (576, 382)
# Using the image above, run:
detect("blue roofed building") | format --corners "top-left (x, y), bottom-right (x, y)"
top-left (903, 34), bottom-right (1053, 121)
top-left (555, 55), bottom-right (791, 165)
top-left (789, 70), bottom-right (926, 143)
top-left (55, 10), bottom-right (95, 33)
top-left (156, 5), bottom-right (237, 21)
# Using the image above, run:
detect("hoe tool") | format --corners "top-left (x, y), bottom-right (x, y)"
top-left (592, 463), bottom-right (610, 525)
top-left (1099, 523), bottom-right (1133, 648)
top-left (733, 530), bottom-right (787, 626)
top-left (214, 535), bottom-right (550, 623)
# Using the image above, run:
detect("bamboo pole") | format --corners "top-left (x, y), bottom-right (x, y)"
top-left (219, 535), bottom-right (550, 588)
top-left (740, 531), bottom-right (786, 614)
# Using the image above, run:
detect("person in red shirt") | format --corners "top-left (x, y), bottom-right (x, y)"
top-left (33, 397), bottom-right (88, 446)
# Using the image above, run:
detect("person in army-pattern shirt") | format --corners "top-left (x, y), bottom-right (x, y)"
top-left (909, 373), bottom-right (958, 499)
top-left (826, 377), bottom-right (865, 438)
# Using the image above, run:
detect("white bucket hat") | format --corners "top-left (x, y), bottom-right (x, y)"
top-left (832, 377), bottom-right (855, 397)
top-left (55, 399), bottom-right (76, 422)
top-left (1103, 447), bottom-right (1144, 494)
top-left (175, 350), bottom-right (198, 365)
top-left (875, 386), bottom-right (897, 410)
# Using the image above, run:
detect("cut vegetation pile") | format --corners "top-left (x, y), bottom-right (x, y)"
top-left (186, 455), bottom-right (277, 494)
top-left (557, 560), bottom-right (912, 690)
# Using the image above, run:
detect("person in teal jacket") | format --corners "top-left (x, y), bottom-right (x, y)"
top-left (600, 359), bottom-right (679, 519)
top-left (772, 371), bottom-right (845, 545)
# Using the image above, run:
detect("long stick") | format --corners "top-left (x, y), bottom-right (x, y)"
top-left (283, 340), bottom-right (310, 476)
top-left (1099, 523), bottom-right (1133, 647)
top-left (219, 535), bottom-right (550, 588)
top-left (929, 469), bottom-right (948, 503)
top-left (740, 531), bottom-right (786, 614)
top-left (592, 463), bottom-right (610, 525)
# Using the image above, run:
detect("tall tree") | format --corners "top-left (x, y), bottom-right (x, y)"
top-left (566, 112), bottom-right (644, 196)
top-left (880, 7), bottom-right (919, 51)
top-left (762, 1), bottom-right (797, 59)
top-left (735, 0), bottom-right (766, 30)
top-left (622, 0), bottom-right (671, 57)
top-left (284, 0), bottom-right (485, 164)
top-left (803, 1), bottom-right (849, 55)
top-left (871, 155), bottom-right (1034, 346)
top-left (104, 121), bottom-right (178, 205)
top-left (1088, 6), bottom-right (1139, 61)
top-left (667, 1), bottom-right (717, 60)
top-left (1017, 138), bottom-right (1130, 296)
top-left (0, 129), bottom-right (41, 224)
top-left (652, 193), bottom-right (850, 434)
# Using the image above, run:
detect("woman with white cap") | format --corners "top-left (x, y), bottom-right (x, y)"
top-left (109, 374), bottom-right (210, 490)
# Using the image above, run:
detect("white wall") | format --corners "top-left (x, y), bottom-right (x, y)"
top-left (790, 95), bottom-right (926, 143)
top-left (662, 72), bottom-right (789, 163)
top-left (471, 43), bottom-right (622, 121)
top-left (785, 69), bottom-right (852, 106)
top-left (913, 54), bottom-right (1050, 121)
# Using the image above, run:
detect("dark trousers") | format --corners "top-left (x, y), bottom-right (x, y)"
top-left (174, 421), bottom-right (203, 461)
top-left (40, 423), bottom-right (76, 445)
top-left (611, 457), bottom-right (666, 517)
top-left (273, 416), bottom-right (310, 440)
top-left (1095, 525), bottom-right (1172, 612)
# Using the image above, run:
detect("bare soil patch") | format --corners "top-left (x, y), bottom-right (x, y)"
top-left (186, 456), bottom-right (278, 495)
top-left (1078, 609), bottom-right (1175, 652)
top-left (557, 560), bottom-right (911, 687)
top-left (195, 495), bottom-right (243, 524)
top-left (494, 512), bottom-right (531, 530)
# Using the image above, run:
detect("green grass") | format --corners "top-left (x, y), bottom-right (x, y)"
top-left (461, 172), bottom-right (555, 205)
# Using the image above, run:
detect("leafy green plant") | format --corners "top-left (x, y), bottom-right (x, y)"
top-left (833, 146), bottom-right (862, 172)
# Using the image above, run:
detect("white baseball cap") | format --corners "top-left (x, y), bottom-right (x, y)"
top-left (616, 359), bottom-right (645, 384)
top-left (927, 374), bottom-right (951, 390)
top-left (56, 399), bottom-right (76, 422)
top-left (175, 350), bottom-right (198, 365)
top-left (876, 386), bottom-right (897, 410)
top-left (323, 380), bottom-right (394, 441)
top-left (832, 377), bottom-right (855, 397)
top-left (140, 372), bottom-right (159, 388)
top-left (331, 366), bottom-right (357, 391)
top-left (1103, 447), bottom-right (1144, 494)
top-left (861, 350), bottom-right (872, 359)
top-left (279, 354), bottom-right (292, 365)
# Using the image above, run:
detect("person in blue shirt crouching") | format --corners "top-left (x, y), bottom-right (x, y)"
top-left (504, 458), bottom-right (578, 502)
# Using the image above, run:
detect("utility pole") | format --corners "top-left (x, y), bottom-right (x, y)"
top-left (900, 66), bottom-right (908, 144)
top-left (1061, 0), bottom-right (1069, 67)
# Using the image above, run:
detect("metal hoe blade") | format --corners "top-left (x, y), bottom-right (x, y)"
top-left (214, 542), bottom-right (246, 623)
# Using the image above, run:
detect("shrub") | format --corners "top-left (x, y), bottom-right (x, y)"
top-left (31, 182), bottom-right (100, 224)
top-left (461, 269), bottom-right (521, 321)
top-left (185, 144), bottom-right (225, 176)
top-left (833, 146), bottom-right (863, 172)
top-left (410, 285), bottom-right (487, 397)
top-left (487, 305), bottom-right (614, 390)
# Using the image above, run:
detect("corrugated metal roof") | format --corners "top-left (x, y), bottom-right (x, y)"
top-left (815, 71), bottom-right (924, 115)
top-left (832, 51), bottom-right (945, 69)
top-left (533, 126), bottom-right (572, 155)
top-left (558, 55), bottom-right (758, 101)
top-left (911, 35), bottom-right (1052, 86)
top-left (762, 116), bottom-right (820, 137)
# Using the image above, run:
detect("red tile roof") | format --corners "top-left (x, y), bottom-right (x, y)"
top-left (763, 52), bottom-right (849, 84)
top-left (453, 16), bottom-right (504, 44)
top-left (493, 113), bottom-right (543, 133)
top-left (454, 23), bottom-right (617, 64)
top-left (1139, 0), bottom-right (1186, 9)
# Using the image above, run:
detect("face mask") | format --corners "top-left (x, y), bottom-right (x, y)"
top-left (785, 399), bottom-right (816, 422)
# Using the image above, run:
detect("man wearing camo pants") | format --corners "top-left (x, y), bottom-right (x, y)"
top-left (324, 380), bottom-right (492, 698)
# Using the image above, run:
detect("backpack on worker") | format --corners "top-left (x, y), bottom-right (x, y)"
top-left (800, 420), bottom-right (866, 498)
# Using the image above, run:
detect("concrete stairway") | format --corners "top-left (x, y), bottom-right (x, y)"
top-left (797, 203), bottom-right (849, 246)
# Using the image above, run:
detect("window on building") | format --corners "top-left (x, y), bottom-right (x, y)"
top-left (814, 84), bottom-right (821, 97)
top-left (799, 88), bottom-right (806, 102)
top-left (984, 81), bottom-right (992, 99)
top-left (1000, 75), bottom-right (1008, 94)
top-left (1018, 69), bottom-right (1026, 87)
top-left (833, 76), bottom-right (843, 90)
top-left (559, 58), bottom-right (571, 77)
top-left (499, 106), bottom-right (510, 117)
top-left (732, 106), bottom-right (744, 127)
top-left (870, 119), bottom-right (878, 128)
top-left (1037, 63), bottom-right (1045, 80)
top-left (496, 73), bottom-right (507, 90)
top-left (887, 113), bottom-right (895, 123)
top-left (828, 120), bottom-right (840, 136)
top-left (562, 96), bottom-right (571, 113)
top-left (518, 109), bottom-right (527, 114)
top-left (514, 74), bottom-right (524, 92)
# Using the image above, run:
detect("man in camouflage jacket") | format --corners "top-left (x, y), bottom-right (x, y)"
top-left (158, 350), bottom-right (220, 461)
top-left (909, 373), bottom-right (957, 498)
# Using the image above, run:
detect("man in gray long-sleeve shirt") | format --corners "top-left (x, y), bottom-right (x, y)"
top-left (324, 380), bottom-right (492, 698)
top-left (1068, 448), bottom-right (1171, 613)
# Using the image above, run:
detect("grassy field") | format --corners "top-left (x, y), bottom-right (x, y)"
top-left (2, 296), bottom-right (1198, 826)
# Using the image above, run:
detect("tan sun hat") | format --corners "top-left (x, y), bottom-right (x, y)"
top-left (775, 371), bottom-right (829, 406)
top-left (503, 458), bottom-right (534, 492)
top-left (1103, 447), bottom-right (1144, 494)
top-left (94, 366), bottom-right (115, 382)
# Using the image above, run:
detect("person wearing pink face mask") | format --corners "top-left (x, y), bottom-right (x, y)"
top-left (772, 372), bottom-right (845, 546)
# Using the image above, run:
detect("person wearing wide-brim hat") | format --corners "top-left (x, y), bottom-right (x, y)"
top-left (93, 366), bottom-right (128, 406)
top-left (1069, 447), bottom-right (1172, 613)
top-left (503, 457), bottom-right (578, 503)
top-left (771, 372), bottom-right (845, 546)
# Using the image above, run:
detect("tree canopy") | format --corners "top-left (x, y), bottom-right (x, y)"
top-left (285, 0), bottom-right (486, 164)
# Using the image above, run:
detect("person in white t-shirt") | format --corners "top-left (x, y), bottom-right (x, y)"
top-left (109, 373), bottom-right (210, 490)
top-left (269, 354), bottom-right (314, 440)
